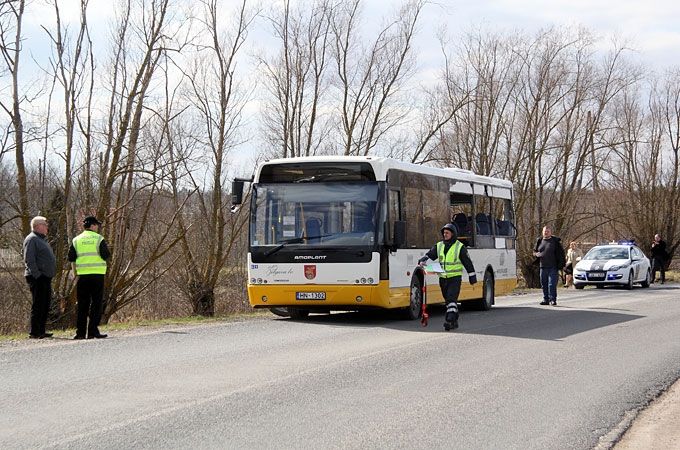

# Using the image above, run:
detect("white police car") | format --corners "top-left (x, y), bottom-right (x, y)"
top-left (573, 241), bottom-right (651, 290)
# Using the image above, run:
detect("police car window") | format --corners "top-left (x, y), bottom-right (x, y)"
top-left (612, 249), bottom-right (628, 259)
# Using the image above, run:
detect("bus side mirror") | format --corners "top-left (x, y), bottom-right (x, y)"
top-left (231, 180), bottom-right (245, 205)
top-left (393, 221), bottom-right (406, 249)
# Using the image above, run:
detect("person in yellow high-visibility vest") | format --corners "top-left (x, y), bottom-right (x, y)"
top-left (419, 223), bottom-right (477, 331)
top-left (68, 216), bottom-right (110, 339)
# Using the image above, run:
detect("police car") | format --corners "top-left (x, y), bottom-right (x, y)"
top-left (573, 241), bottom-right (651, 290)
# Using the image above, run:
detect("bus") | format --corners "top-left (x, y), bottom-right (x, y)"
top-left (231, 156), bottom-right (516, 319)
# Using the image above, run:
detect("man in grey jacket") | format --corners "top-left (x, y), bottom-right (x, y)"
top-left (23, 216), bottom-right (56, 339)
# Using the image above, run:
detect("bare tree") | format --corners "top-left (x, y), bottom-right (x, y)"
top-left (173, 0), bottom-right (254, 316)
top-left (40, 0), bottom-right (94, 320)
top-left (0, 0), bottom-right (29, 235)
top-left (86, 0), bottom-right (190, 321)
top-left (606, 70), bottom-right (680, 261)
top-left (332, 0), bottom-right (423, 156)
top-left (260, 0), bottom-right (333, 158)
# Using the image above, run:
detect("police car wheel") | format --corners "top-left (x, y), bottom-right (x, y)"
top-left (641, 270), bottom-right (651, 288)
top-left (574, 284), bottom-right (584, 290)
top-left (625, 271), bottom-right (634, 290)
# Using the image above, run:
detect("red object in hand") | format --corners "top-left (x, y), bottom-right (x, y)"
top-left (420, 284), bottom-right (428, 327)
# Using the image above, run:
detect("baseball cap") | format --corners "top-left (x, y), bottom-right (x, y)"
top-left (83, 216), bottom-right (102, 226)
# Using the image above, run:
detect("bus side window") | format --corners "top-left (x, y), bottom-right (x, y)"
top-left (388, 189), bottom-right (401, 243)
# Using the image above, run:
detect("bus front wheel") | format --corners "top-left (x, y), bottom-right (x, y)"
top-left (404, 276), bottom-right (423, 320)
top-left (288, 308), bottom-right (310, 319)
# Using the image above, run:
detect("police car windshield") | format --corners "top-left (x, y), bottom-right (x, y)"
top-left (584, 247), bottom-right (630, 260)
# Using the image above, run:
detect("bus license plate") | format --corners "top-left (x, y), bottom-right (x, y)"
top-left (296, 292), bottom-right (326, 300)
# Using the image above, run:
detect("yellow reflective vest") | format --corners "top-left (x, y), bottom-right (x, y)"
top-left (73, 230), bottom-right (107, 275)
top-left (436, 240), bottom-right (463, 278)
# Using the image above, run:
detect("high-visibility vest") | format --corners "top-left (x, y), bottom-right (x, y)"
top-left (73, 230), bottom-right (107, 275)
top-left (437, 240), bottom-right (463, 278)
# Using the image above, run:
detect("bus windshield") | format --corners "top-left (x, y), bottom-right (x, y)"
top-left (250, 183), bottom-right (379, 248)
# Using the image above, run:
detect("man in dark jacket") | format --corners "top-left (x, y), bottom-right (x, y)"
top-left (23, 216), bottom-right (57, 339)
top-left (418, 223), bottom-right (477, 331)
top-left (651, 234), bottom-right (668, 284)
top-left (534, 225), bottom-right (566, 306)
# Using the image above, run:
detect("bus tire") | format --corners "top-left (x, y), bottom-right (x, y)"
top-left (477, 270), bottom-right (494, 311)
top-left (288, 308), bottom-right (310, 319)
top-left (404, 276), bottom-right (423, 320)
top-left (270, 307), bottom-right (290, 317)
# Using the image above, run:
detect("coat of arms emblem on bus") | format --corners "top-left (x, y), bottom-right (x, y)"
top-left (304, 265), bottom-right (316, 280)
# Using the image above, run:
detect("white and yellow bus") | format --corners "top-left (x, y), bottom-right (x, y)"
top-left (231, 156), bottom-right (516, 319)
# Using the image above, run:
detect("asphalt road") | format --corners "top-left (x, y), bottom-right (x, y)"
top-left (2, 285), bottom-right (680, 450)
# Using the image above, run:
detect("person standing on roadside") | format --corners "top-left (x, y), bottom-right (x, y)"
top-left (418, 223), bottom-right (477, 331)
top-left (534, 225), bottom-right (566, 306)
top-left (23, 216), bottom-right (57, 339)
top-left (563, 241), bottom-right (582, 288)
top-left (68, 216), bottom-right (110, 339)
top-left (651, 233), bottom-right (668, 284)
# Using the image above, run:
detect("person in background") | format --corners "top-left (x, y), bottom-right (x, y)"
top-left (23, 216), bottom-right (57, 339)
top-left (534, 225), bottom-right (566, 306)
top-left (69, 216), bottom-right (110, 339)
top-left (418, 223), bottom-right (477, 331)
top-left (651, 233), bottom-right (668, 284)
top-left (563, 241), bottom-right (582, 288)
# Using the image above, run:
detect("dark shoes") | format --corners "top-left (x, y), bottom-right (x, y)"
top-left (29, 333), bottom-right (53, 339)
top-left (540, 301), bottom-right (550, 305)
top-left (87, 334), bottom-right (107, 339)
top-left (550, 301), bottom-right (557, 306)
top-left (443, 320), bottom-right (459, 331)
top-left (74, 333), bottom-right (107, 340)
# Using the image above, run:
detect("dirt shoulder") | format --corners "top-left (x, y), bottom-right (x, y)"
top-left (613, 377), bottom-right (680, 449)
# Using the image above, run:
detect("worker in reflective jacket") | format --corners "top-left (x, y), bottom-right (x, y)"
top-left (68, 216), bottom-right (110, 339)
top-left (419, 223), bottom-right (477, 331)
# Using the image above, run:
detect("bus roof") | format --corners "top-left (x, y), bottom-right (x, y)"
top-left (255, 156), bottom-right (513, 189)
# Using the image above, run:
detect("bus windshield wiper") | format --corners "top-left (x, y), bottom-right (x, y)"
top-left (263, 235), bottom-right (331, 256)
top-left (294, 173), bottom-right (349, 183)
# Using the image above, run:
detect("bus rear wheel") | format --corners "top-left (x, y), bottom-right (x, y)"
top-left (404, 276), bottom-right (423, 320)
top-left (288, 308), bottom-right (310, 319)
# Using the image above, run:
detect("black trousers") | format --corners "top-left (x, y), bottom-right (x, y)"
top-left (439, 276), bottom-right (462, 318)
top-left (652, 257), bottom-right (665, 283)
top-left (26, 275), bottom-right (52, 336)
top-left (76, 274), bottom-right (105, 337)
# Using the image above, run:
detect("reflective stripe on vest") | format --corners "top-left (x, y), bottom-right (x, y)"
top-left (437, 240), bottom-right (463, 278)
top-left (73, 230), bottom-right (107, 275)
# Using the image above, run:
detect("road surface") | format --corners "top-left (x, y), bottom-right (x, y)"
top-left (1, 285), bottom-right (679, 449)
